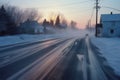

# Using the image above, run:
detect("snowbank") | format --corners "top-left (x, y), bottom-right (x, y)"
top-left (0, 34), bottom-right (55, 46)
top-left (0, 30), bottom-right (89, 46)
top-left (91, 37), bottom-right (120, 76)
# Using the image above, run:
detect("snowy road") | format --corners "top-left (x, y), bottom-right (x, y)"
top-left (0, 37), bottom-right (76, 80)
top-left (0, 38), bottom-right (64, 67)
top-left (0, 36), bottom-right (119, 80)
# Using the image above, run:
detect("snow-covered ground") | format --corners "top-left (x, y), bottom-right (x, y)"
top-left (91, 37), bottom-right (120, 76)
top-left (0, 30), bottom-right (89, 46)
top-left (0, 34), bottom-right (57, 47)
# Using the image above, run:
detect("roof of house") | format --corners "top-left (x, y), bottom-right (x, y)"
top-left (101, 14), bottom-right (120, 22)
top-left (20, 20), bottom-right (42, 29)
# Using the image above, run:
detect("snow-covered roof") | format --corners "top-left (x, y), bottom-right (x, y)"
top-left (20, 20), bottom-right (40, 28)
top-left (101, 14), bottom-right (120, 22)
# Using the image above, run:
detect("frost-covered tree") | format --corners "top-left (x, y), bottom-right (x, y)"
top-left (6, 6), bottom-right (41, 26)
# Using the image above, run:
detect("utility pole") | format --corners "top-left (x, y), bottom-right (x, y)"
top-left (95, 0), bottom-right (99, 37)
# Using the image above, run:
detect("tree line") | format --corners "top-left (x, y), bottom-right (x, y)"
top-left (0, 5), bottom-right (78, 35)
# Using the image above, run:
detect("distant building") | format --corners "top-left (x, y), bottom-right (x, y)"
top-left (98, 13), bottom-right (120, 37)
top-left (20, 19), bottom-right (44, 34)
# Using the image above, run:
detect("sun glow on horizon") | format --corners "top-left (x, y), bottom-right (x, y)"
top-left (1, 0), bottom-right (120, 29)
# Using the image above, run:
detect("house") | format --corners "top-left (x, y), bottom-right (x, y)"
top-left (20, 19), bottom-right (44, 34)
top-left (99, 13), bottom-right (120, 37)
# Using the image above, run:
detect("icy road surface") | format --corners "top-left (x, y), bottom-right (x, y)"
top-left (0, 30), bottom-right (119, 80)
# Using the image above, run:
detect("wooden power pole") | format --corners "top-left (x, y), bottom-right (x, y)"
top-left (95, 0), bottom-right (99, 37)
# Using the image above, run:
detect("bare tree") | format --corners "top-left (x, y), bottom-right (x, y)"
top-left (6, 5), bottom-right (42, 25)
top-left (70, 20), bottom-right (77, 29)
top-left (50, 19), bottom-right (54, 26)
top-left (24, 8), bottom-right (41, 21)
top-left (6, 6), bottom-right (22, 25)
top-left (61, 19), bottom-right (68, 28)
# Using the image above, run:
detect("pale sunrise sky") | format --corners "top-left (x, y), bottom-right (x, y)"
top-left (0, 0), bottom-right (120, 29)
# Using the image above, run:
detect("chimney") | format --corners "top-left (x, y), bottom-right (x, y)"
top-left (111, 12), bottom-right (113, 15)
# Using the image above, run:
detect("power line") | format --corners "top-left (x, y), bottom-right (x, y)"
top-left (37, 0), bottom-right (91, 9)
top-left (101, 6), bottom-right (120, 12)
top-left (90, 8), bottom-right (95, 21)
top-left (57, 0), bottom-right (91, 7)
top-left (87, 8), bottom-right (95, 29)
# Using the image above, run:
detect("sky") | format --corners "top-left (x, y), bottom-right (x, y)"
top-left (0, 0), bottom-right (120, 29)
